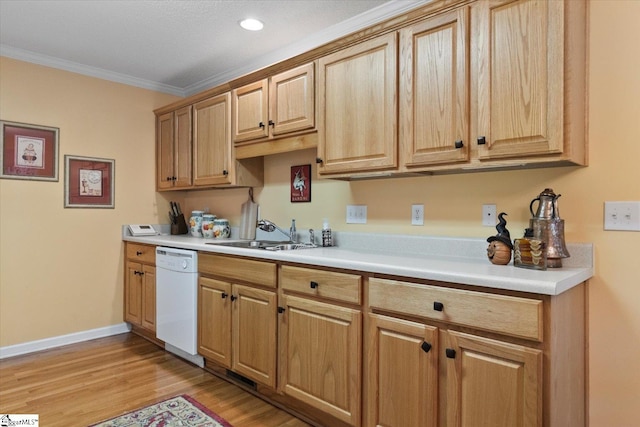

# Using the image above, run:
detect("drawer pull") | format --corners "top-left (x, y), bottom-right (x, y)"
top-left (446, 348), bottom-right (456, 359)
top-left (477, 136), bottom-right (486, 145)
top-left (230, 295), bottom-right (237, 302)
top-left (310, 281), bottom-right (319, 289)
top-left (136, 251), bottom-right (143, 256)
top-left (221, 292), bottom-right (228, 299)
top-left (421, 341), bottom-right (432, 353)
top-left (433, 301), bottom-right (444, 311)
top-left (278, 306), bottom-right (286, 314)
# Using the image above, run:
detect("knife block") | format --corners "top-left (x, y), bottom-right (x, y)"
top-left (171, 214), bottom-right (189, 235)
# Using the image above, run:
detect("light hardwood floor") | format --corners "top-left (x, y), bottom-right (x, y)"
top-left (0, 333), bottom-right (310, 426)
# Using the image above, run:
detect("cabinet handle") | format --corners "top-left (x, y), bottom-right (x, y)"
top-left (221, 292), bottom-right (228, 299)
top-left (223, 170), bottom-right (228, 176)
top-left (454, 140), bottom-right (464, 149)
top-left (278, 306), bottom-right (286, 314)
top-left (230, 295), bottom-right (237, 301)
top-left (421, 341), bottom-right (432, 353)
top-left (268, 120), bottom-right (275, 127)
top-left (315, 157), bottom-right (323, 164)
top-left (446, 348), bottom-right (456, 359)
top-left (310, 281), bottom-right (318, 289)
top-left (136, 251), bottom-right (143, 256)
top-left (259, 122), bottom-right (265, 128)
top-left (477, 136), bottom-right (486, 145)
top-left (433, 301), bottom-right (444, 311)
top-left (166, 176), bottom-right (172, 181)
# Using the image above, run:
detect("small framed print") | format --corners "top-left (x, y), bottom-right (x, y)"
top-left (291, 164), bottom-right (311, 203)
top-left (64, 155), bottom-right (115, 208)
top-left (0, 120), bottom-right (59, 181)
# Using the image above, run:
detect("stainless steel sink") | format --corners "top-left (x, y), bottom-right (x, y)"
top-left (205, 240), bottom-right (316, 251)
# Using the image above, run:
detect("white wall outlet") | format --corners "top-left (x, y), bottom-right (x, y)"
top-left (604, 201), bottom-right (640, 231)
top-left (346, 205), bottom-right (367, 224)
top-left (412, 204), bottom-right (424, 225)
top-left (482, 204), bottom-right (497, 226)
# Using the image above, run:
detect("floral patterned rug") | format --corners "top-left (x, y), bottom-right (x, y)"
top-left (90, 394), bottom-right (232, 427)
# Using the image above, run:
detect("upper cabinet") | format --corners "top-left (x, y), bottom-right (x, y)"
top-left (233, 62), bottom-right (315, 143)
top-left (193, 93), bottom-right (233, 186)
top-left (157, 106), bottom-right (192, 190)
top-left (317, 32), bottom-right (398, 176)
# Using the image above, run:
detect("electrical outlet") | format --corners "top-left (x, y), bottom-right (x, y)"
top-left (604, 201), bottom-right (640, 231)
top-left (346, 205), bottom-right (367, 224)
top-left (482, 204), bottom-right (497, 226)
top-left (412, 204), bottom-right (424, 225)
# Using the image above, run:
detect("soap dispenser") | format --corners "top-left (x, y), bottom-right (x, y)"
top-left (322, 218), bottom-right (333, 247)
top-left (289, 219), bottom-right (297, 243)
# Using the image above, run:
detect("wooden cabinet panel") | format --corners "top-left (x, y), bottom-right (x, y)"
top-left (198, 277), bottom-right (232, 368)
top-left (156, 112), bottom-right (174, 190)
top-left (400, 8), bottom-right (469, 168)
top-left (369, 277), bottom-right (542, 341)
top-left (125, 261), bottom-right (142, 325)
top-left (124, 244), bottom-right (156, 336)
top-left (270, 62), bottom-right (315, 136)
top-left (141, 264), bottom-right (156, 331)
top-left (441, 330), bottom-right (542, 427)
top-left (126, 243), bottom-right (155, 264)
top-left (199, 253), bottom-right (277, 288)
top-left (471, 0), bottom-right (564, 160)
top-left (156, 106), bottom-right (192, 190)
top-left (232, 284), bottom-right (277, 387)
top-left (233, 80), bottom-right (269, 142)
top-left (280, 264), bottom-right (361, 304)
top-left (318, 32), bottom-right (397, 175)
top-left (279, 294), bottom-right (361, 426)
top-left (194, 93), bottom-right (232, 186)
top-left (366, 314), bottom-right (438, 427)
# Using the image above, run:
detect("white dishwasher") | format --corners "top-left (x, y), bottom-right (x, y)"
top-left (155, 246), bottom-right (204, 367)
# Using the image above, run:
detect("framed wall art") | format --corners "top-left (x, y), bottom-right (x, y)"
top-left (0, 120), bottom-right (60, 181)
top-left (291, 164), bottom-right (311, 203)
top-left (64, 155), bottom-right (115, 208)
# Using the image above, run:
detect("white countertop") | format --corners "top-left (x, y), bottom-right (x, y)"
top-left (123, 226), bottom-right (593, 296)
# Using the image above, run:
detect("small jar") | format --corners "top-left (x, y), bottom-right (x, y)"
top-left (213, 218), bottom-right (230, 239)
top-left (189, 210), bottom-right (204, 237)
top-left (201, 214), bottom-right (217, 238)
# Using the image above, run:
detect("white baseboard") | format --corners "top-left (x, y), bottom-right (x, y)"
top-left (0, 323), bottom-right (132, 359)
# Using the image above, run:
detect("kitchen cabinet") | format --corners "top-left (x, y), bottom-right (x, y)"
top-left (317, 32), bottom-right (397, 176)
top-left (232, 62), bottom-right (315, 144)
top-left (367, 276), bottom-right (584, 427)
top-left (278, 265), bottom-right (362, 426)
top-left (469, 0), bottom-right (586, 166)
top-left (198, 254), bottom-right (277, 388)
top-left (124, 243), bottom-right (156, 335)
top-left (193, 93), bottom-right (233, 186)
top-left (156, 106), bottom-right (192, 190)
top-left (399, 8), bottom-right (469, 168)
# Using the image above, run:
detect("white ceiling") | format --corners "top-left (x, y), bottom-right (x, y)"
top-left (0, 0), bottom-right (428, 97)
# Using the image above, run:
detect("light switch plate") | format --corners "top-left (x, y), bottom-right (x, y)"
top-left (346, 205), bottom-right (367, 224)
top-left (482, 204), bottom-right (497, 226)
top-left (604, 201), bottom-right (640, 231)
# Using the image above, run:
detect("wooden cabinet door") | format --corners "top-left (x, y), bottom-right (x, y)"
top-left (471, 0), bottom-right (564, 160)
top-left (174, 105), bottom-right (193, 188)
top-left (193, 93), bottom-right (232, 186)
top-left (124, 261), bottom-right (142, 325)
top-left (156, 107), bottom-right (192, 190)
top-left (400, 8), bottom-right (469, 168)
top-left (442, 330), bottom-right (542, 427)
top-left (198, 277), bottom-right (232, 368)
top-left (279, 294), bottom-right (361, 426)
top-left (232, 284), bottom-right (277, 387)
top-left (233, 80), bottom-right (269, 142)
top-left (366, 314), bottom-right (438, 427)
top-left (141, 264), bottom-right (156, 332)
top-left (156, 112), bottom-right (175, 190)
top-left (318, 32), bottom-right (397, 175)
top-left (270, 62), bottom-right (315, 136)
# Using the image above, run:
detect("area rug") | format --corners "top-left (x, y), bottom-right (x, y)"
top-left (90, 394), bottom-right (232, 427)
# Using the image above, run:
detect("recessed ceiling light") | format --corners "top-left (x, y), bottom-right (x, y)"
top-left (239, 18), bottom-right (264, 31)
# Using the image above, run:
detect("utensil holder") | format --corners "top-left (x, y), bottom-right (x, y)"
top-left (171, 214), bottom-right (189, 235)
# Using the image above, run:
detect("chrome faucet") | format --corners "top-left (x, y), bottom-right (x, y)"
top-left (257, 219), bottom-right (296, 242)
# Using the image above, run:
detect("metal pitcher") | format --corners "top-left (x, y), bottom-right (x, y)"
top-left (530, 188), bottom-right (561, 219)
top-left (529, 188), bottom-right (570, 267)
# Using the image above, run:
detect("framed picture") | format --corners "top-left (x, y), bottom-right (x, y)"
top-left (64, 155), bottom-right (115, 208)
top-left (0, 120), bottom-right (60, 181)
top-left (291, 164), bottom-right (311, 203)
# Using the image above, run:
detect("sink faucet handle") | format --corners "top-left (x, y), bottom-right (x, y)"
top-left (309, 229), bottom-right (315, 245)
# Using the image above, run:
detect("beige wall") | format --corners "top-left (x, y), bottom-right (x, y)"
top-left (1, 1), bottom-right (639, 424)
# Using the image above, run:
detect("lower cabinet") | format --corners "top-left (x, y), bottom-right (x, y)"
top-left (198, 254), bottom-right (278, 388)
top-left (124, 243), bottom-right (156, 335)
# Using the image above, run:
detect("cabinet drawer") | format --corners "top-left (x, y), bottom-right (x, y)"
top-left (126, 243), bottom-right (155, 264)
top-left (280, 265), bottom-right (361, 304)
top-left (199, 253), bottom-right (276, 288)
top-left (369, 278), bottom-right (542, 341)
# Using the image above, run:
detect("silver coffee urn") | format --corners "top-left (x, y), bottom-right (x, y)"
top-left (529, 188), bottom-right (570, 268)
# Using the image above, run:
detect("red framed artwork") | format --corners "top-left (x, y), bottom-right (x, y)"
top-left (291, 164), bottom-right (311, 203)
top-left (64, 155), bottom-right (115, 208)
top-left (0, 120), bottom-right (60, 181)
